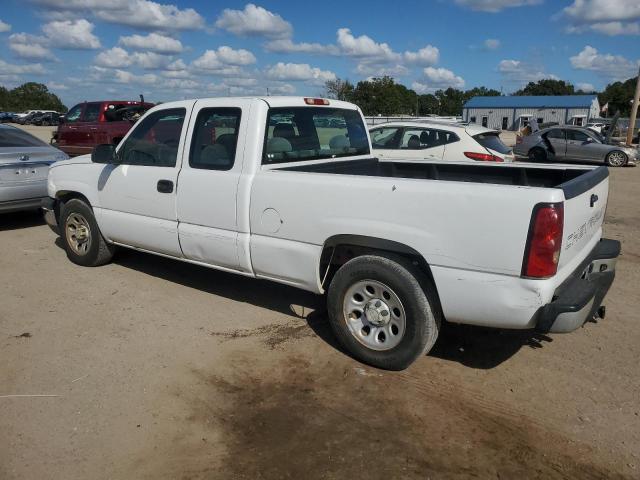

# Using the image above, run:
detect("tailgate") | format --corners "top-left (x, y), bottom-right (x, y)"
top-left (558, 166), bottom-right (609, 270)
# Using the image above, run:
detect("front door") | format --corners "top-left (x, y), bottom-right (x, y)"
top-left (57, 103), bottom-right (85, 155)
top-left (95, 105), bottom-right (190, 256)
top-left (369, 126), bottom-right (402, 159)
top-left (565, 129), bottom-right (599, 162)
top-left (77, 102), bottom-right (102, 155)
top-left (176, 99), bottom-right (250, 272)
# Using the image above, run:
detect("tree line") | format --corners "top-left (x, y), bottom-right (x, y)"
top-left (0, 82), bottom-right (67, 113)
top-left (325, 76), bottom-right (639, 117)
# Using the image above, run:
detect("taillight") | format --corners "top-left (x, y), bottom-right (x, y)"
top-left (522, 203), bottom-right (564, 278)
top-left (304, 98), bottom-right (330, 105)
top-left (464, 151), bottom-right (503, 162)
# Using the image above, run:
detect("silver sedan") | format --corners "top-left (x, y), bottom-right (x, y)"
top-left (513, 126), bottom-right (638, 167)
top-left (0, 125), bottom-right (68, 213)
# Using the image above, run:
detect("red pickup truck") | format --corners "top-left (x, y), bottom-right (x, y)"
top-left (53, 100), bottom-right (154, 156)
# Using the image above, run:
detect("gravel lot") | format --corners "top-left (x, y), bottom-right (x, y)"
top-left (1, 125), bottom-right (639, 479)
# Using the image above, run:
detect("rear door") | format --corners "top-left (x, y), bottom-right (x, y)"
top-left (369, 126), bottom-right (402, 159)
top-left (545, 129), bottom-right (567, 160)
top-left (95, 104), bottom-right (191, 256)
top-left (388, 127), bottom-right (445, 161)
top-left (176, 99), bottom-right (250, 271)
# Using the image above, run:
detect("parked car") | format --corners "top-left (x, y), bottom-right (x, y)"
top-left (587, 122), bottom-right (606, 134)
top-left (514, 126), bottom-right (637, 167)
top-left (14, 110), bottom-right (57, 121)
top-left (33, 112), bottom-right (61, 126)
top-left (43, 96), bottom-right (618, 370)
top-left (0, 112), bottom-right (17, 123)
top-left (369, 121), bottom-right (514, 163)
top-left (0, 124), bottom-right (68, 213)
top-left (53, 100), bottom-right (154, 156)
top-left (15, 112), bottom-right (42, 125)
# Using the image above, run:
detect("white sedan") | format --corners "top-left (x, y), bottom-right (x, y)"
top-left (369, 121), bottom-right (514, 163)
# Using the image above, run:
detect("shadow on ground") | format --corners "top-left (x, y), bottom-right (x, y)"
top-left (112, 248), bottom-right (552, 370)
top-left (0, 210), bottom-right (44, 231)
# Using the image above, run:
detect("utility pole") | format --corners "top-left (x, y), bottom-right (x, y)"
top-left (626, 65), bottom-right (640, 146)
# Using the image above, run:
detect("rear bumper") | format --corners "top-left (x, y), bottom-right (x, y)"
top-left (536, 238), bottom-right (620, 333)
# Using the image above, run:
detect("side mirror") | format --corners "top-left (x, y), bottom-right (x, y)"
top-left (92, 144), bottom-right (117, 164)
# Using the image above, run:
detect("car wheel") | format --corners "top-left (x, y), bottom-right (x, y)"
top-left (528, 147), bottom-right (547, 162)
top-left (327, 254), bottom-right (441, 370)
top-left (60, 199), bottom-right (114, 267)
top-left (605, 150), bottom-right (628, 167)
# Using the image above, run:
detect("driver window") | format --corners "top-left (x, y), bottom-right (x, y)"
top-left (65, 104), bottom-right (83, 123)
top-left (566, 130), bottom-right (589, 142)
top-left (118, 108), bottom-right (186, 167)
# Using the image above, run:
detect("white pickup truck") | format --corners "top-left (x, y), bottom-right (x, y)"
top-left (43, 97), bottom-right (620, 370)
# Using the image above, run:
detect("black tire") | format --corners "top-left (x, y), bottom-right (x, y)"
top-left (605, 150), bottom-right (628, 167)
top-left (59, 199), bottom-right (114, 267)
top-left (327, 254), bottom-right (441, 370)
top-left (528, 147), bottom-right (547, 162)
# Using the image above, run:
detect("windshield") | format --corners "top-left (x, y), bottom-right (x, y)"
top-left (473, 132), bottom-right (512, 154)
top-left (263, 107), bottom-right (369, 164)
top-left (0, 128), bottom-right (47, 147)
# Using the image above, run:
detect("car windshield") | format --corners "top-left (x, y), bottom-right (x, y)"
top-left (473, 132), bottom-right (512, 154)
top-left (263, 107), bottom-right (370, 164)
top-left (0, 128), bottom-right (47, 147)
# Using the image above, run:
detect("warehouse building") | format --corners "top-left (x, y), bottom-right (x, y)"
top-left (462, 95), bottom-right (600, 131)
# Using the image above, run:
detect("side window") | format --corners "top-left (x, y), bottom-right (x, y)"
top-left (65, 104), bottom-right (83, 123)
top-left (401, 128), bottom-right (458, 149)
top-left (190, 108), bottom-right (241, 171)
top-left (566, 130), bottom-right (589, 142)
top-left (370, 127), bottom-right (401, 149)
top-left (547, 129), bottom-right (565, 140)
top-left (118, 108), bottom-right (186, 167)
top-left (83, 103), bottom-right (102, 122)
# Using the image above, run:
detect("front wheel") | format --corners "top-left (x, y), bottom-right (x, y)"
top-left (606, 150), bottom-right (627, 167)
top-left (327, 254), bottom-right (440, 370)
top-left (59, 199), bottom-right (114, 267)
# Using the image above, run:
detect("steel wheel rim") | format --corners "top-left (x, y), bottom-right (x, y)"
top-left (608, 151), bottom-right (625, 167)
top-left (65, 213), bottom-right (92, 255)
top-left (343, 279), bottom-right (406, 351)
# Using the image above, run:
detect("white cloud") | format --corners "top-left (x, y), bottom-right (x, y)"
top-left (264, 38), bottom-right (339, 55)
top-left (215, 4), bottom-right (292, 39)
top-left (484, 38), bottom-right (501, 49)
top-left (0, 19), bottom-right (11, 32)
top-left (403, 45), bottom-right (439, 65)
top-left (42, 19), bottom-right (101, 49)
top-left (356, 62), bottom-right (409, 77)
top-left (576, 82), bottom-right (595, 92)
top-left (8, 33), bottom-right (53, 60)
top-left (47, 81), bottom-right (69, 90)
top-left (192, 47), bottom-right (256, 71)
top-left (336, 28), bottom-right (398, 61)
top-left (119, 33), bottom-right (184, 54)
top-left (420, 67), bottom-right (465, 90)
top-left (0, 59), bottom-right (46, 75)
top-left (112, 69), bottom-right (157, 85)
top-left (95, 47), bottom-right (132, 68)
top-left (454, 0), bottom-right (541, 12)
top-left (498, 58), bottom-right (559, 85)
top-left (570, 45), bottom-right (638, 80)
top-left (266, 62), bottom-right (336, 84)
top-left (562, 0), bottom-right (640, 36)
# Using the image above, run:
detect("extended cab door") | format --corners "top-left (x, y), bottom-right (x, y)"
top-left (176, 99), bottom-right (251, 272)
top-left (95, 104), bottom-right (191, 256)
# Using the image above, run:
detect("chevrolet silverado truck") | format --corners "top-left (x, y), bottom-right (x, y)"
top-left (42, 97), bottom-right (620, 370)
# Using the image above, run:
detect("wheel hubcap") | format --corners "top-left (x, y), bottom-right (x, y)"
top-left (343, 280), bottom-right (406, 351)
top-left (609, 152), bottom-right (625, 166)
top-left (65, 213), bottom-right (92, 255)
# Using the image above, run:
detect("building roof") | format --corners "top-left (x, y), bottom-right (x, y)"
top-left (464, 95), bottom-right (597, 109)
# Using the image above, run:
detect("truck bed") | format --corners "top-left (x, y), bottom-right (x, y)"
top-left (280, 158), bottom-right (608, 199)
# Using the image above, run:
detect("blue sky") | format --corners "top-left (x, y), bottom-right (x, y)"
top-left (0, 0), bottom-right (639, 108)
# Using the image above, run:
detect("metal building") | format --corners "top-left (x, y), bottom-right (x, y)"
top-left (462, 95), bottom-right (600, 131)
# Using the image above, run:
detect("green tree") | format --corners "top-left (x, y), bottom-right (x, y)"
top-left (324, 78), bottom-right (355, 102)
top-left (514, 79), bottom-right (576, 96)
top-left (0, 82), bottom-right (67, 112)
top-left (599, 76), bottom-right (638, 116)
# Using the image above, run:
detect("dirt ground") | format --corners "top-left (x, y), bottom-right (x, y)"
top-left (1, 127), bottom-right (639, 479)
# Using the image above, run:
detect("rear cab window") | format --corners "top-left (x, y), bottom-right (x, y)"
top-left (473, 132), bottom-right (512, 154)
top-left (263, 107), bottom-right (369, 164)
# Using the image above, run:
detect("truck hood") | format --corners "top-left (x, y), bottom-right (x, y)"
top-left (50, 154), bottom-right (92, 168)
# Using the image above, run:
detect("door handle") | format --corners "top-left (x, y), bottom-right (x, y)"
top-left (157, 180), bottom-right (174, 193)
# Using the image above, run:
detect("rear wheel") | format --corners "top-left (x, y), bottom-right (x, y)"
top-left (528, 147), bottom-right (547, 162)
top-left (327, 254), bottom-right (440, 370)
top-left (605, 150), bottom-right (627, 167)
top-left (60, 199), bottom-right (114, 267)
